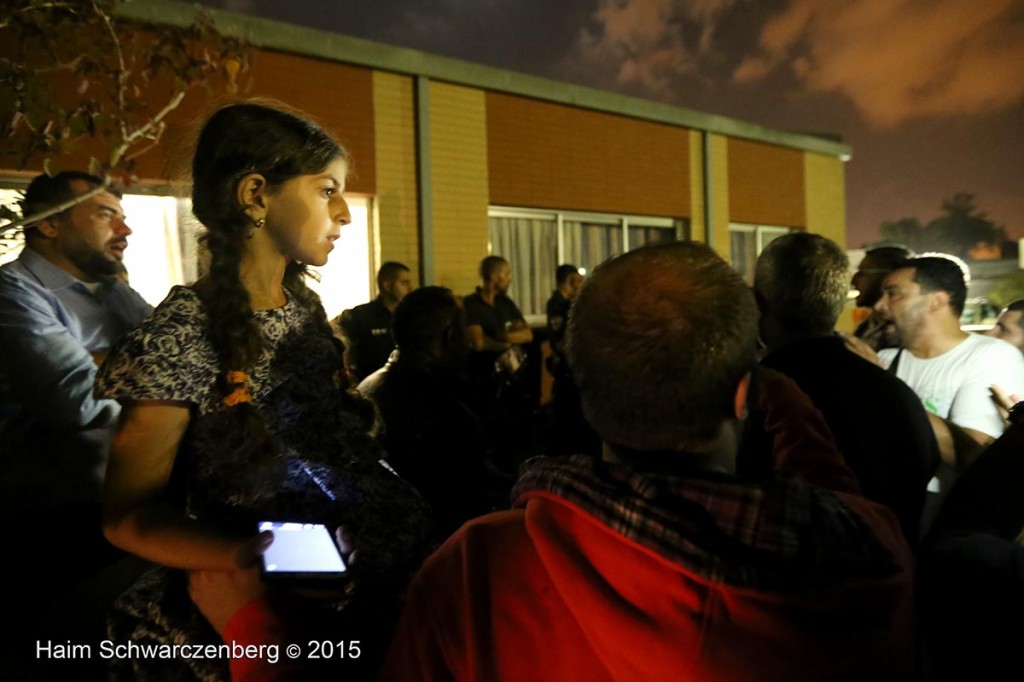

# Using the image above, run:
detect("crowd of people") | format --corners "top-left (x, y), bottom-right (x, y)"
top-left (2, 99), bottom-right (1024, 681)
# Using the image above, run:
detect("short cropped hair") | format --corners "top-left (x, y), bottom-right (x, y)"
top-left (21, 171), bottom-right (114, 229)
top-left (480, 255), bottom-right (508, 281)
top-left (1005, 300), bottom-right (1024, 332)
top-left (567, 241), bottom-right (758, 450)
top-left (899, 253), bottom-right (970, 316)
top-left (754, 232), bottom-right (849, 336)
top-left (555, 264), bottom-right (580, 286)
top-left (377, 261), bottom-right (410, 290)
top-left (865, 244), bottom-right (913, 269)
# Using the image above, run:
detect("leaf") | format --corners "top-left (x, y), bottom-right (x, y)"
top-left (43, 157), bottom-right (58, 177)
top-left (88, 156), bottom-right (103, 177)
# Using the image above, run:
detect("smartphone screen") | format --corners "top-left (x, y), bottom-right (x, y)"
top-left (258, 521), bottom-right (348, 578)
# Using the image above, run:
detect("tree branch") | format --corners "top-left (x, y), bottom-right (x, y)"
top-left (109, 89), bottom-right (184, 167)
top-left (0, 182), bottom-right (109, 233)
top-left (93, 0), bottom-right (127, 143)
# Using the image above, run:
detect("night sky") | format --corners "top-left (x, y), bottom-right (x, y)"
top-left (199, 0), bottom-right (1024, 248)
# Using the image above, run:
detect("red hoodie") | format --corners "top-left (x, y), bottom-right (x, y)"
top-left (379, 377), bottom-right (914, 681)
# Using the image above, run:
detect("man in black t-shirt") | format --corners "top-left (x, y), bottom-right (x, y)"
top-left (463, 255), bottom-right (533, 362)
top-left (546, 263), bottom-right (584, 375)
top-left (334, 261), bottom-right (412, 381)
top-left (463, 256), bottom-right (535, 468)
top-left (544, 263), bottom-right (598, 455)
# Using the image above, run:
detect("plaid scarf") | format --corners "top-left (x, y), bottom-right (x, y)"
top-left (513, 455), bottom-right (899, 590)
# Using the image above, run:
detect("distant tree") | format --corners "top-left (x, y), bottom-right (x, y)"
top-left (871, 193), bottom-right (1006, 259)
top-left (0, 0), bottom-right (249, 255)
top-left (879, 217), bottom-right (926, 252)
top-left (927, 193), bottom-right (1005, 259)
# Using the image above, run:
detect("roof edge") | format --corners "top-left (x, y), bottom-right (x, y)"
top-left (116, 0), bottom-right (853, 159)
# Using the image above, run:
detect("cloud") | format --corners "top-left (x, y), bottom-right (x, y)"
top-left (569, 0), bottom-right (742, 96)
top-left (734, 0), bottom-right (1024, 128)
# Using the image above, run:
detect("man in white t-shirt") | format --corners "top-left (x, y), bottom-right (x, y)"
top-left (875, 254), bottom-right (1024, 447)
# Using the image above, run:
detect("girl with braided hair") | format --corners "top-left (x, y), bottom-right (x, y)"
top-left (96, 101), bottom-right (431, 680)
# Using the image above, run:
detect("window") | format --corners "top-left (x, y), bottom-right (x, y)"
top-left (489, 206), bottom-right (687, 317)
top-left (0, 186), bottom-right (373, 319)
top-left (729, 223), bottom-right (791, 283)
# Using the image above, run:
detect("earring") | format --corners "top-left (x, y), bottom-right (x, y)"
top-left (254, 217), bottom-right (266, 229)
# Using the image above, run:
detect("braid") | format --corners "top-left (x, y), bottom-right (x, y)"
top-left (192, 221), bottom-right (280, 481)
top-left (198, 224), bottom-right (263, 373)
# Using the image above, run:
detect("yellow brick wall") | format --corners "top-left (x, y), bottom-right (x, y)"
top-left (428, 82), bottom-right (490, 295)
top-left (372, 72), bottom-right (420, 284)
top-left (803, 151), bottom-right (854, 331)
top-left (708, 134), bottom-right (731, 261)
top-left (804, 152), bottom-right (846, 248)
top-left (688, 130), bottom-right (706, 243)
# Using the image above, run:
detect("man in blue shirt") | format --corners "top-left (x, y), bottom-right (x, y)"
top-left (0, 172), bottom-right (151, 596)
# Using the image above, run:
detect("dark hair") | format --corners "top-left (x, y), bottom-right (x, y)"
top-left (754, 232), bottom-right (849, 336)
top-left (865, 244), bottom-right (913, 269)
top-left (480, 255), bottom-right (508, 281)
top-left (555, 264), bottom-right (580, 286)
top-left (392, 286), bottom-right (465, 365)
top-left (377, 261), bottom-right (410, 291)
top-left (192, 102), bottom-right (346, 372)
top-left (189, 102), bottom-right (366, 472)
top-left (1005, 300), bottom-right (1024, 332)
top-left (899, 253), bottom-right (969, 316)
top-left (567, 241), bottom-right (758, 450)
top-left (21, 171), bottom-right (117, 232)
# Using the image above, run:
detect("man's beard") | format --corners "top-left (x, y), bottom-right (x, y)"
top-left (66, 243), bottom-right (122, 279)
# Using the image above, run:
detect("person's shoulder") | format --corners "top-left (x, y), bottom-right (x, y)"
top-left (0, 256), bottom-right (41, 293)
top-left (960, 333), bottom-right (1024, 364)
top-left (431, 509), bottom-right (528, 562)
top-left (462, 290), bottom-right (486, 316)
top-left (153, 285), bottom-right (203, 314)
top-left (350, 299), bottom-right (377, 314)
top-left (123, 286), bottom-right (205, 339)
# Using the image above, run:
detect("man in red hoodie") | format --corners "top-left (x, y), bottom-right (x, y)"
top-left (380, 241), bottom-right (914, 681)
top-left (191, 241), bottom-right (914, 681)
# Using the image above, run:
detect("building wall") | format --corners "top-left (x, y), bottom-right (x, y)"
top-left (707, 134), bottom-right (732, 261)
top-left (688, 130), bottom-right (706, 243)
top-left (727, 138), bottom-right (805, 229)
top-left (486, 92), bottom-right (690, 218)
top-left (804, 151), bottom-right (846, 245)
top-left (428, 82), bottom-right (490, 296)
top-left (804, 151), bottom-right (853, 330)
top-left (372, 72), bottom-right (420, 284)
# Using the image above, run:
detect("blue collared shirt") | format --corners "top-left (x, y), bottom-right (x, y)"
top-left (0, 247), bottom-right (153, 511)
top-left (0, 247), bottom-right (152, 429)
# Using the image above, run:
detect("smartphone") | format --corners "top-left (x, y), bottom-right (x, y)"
top-left (258, 521), bottom-right (348, 581)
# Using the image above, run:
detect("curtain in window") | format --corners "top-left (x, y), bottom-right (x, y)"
top-left (488, 216), bottom-right (558, 316)
top-left (563, 221), bottom-right (623, 277)
top-left (730, 229), bottom-right (757, 283)
top-left (629, 225), bottom-right (676, 250)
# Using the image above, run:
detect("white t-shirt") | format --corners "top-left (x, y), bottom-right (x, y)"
top-left (879, 333), bottom-right (1024, 438)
